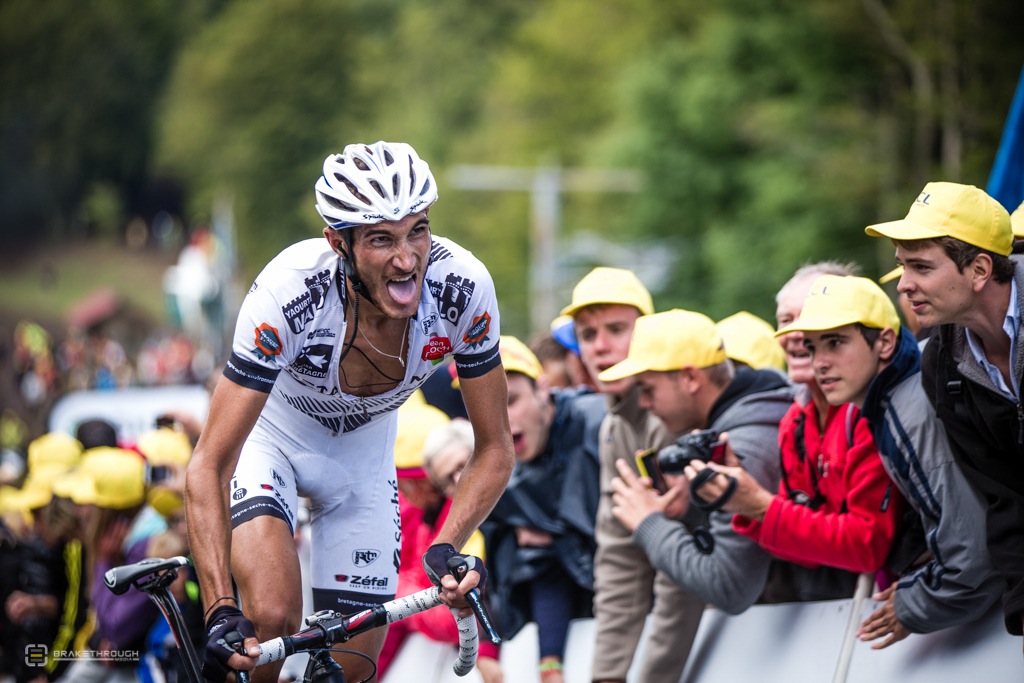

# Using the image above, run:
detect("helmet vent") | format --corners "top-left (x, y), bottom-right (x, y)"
top-left (369, 180), bottom-right (386, 199)
top-left (323, 195), bottom-right (359, 213)
top-left (341, 178), bottom-right (371, 204)
top-left (354, 157), bottom-right (370, 171)
top-left (384, 149), bottom-right (394, 165)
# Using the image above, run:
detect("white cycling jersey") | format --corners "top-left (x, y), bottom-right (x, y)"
top-left (225, 236), bottom-right (501, 431)
top-left (222, 235), bottom-right (501, 609)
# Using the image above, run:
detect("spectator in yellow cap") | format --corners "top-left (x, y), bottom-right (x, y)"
top-left (379, 399), bottom-right (501, 682)
top-left (483, 334), bottom-right (605, 682)
top-left (0, 433), bottom-right (85, 683)
top-left (716, 311), bottom-right (786, 372)
top-left (137, 427), bottom-right (193, 520)
top-left (865, 181), bottom-right (1024, 643)
top-left (561, 267), bottom-right (701, 683)
top-left (0, 431), bottom-right (82, 516)
top-left (55, 447), bottom-right (167, 683)
top-left (602, 309), bottom-right (799, 615)
top-left (776, 274), bottom-right (1003, 649)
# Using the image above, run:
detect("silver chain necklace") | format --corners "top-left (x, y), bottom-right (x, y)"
top-left (358, 318), bottom-right (410, 367)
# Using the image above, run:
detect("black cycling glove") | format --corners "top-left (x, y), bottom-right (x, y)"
top-left (203, 605), bottom-right (256, 683)
top-left (422, 543), bottom-right (489, 589)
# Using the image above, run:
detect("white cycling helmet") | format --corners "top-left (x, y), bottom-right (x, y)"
top-left (315, 141), bottom-right (438, 229)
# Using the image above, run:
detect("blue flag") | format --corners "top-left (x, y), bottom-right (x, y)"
top-left (987, 65), bottom-right (1024, 213)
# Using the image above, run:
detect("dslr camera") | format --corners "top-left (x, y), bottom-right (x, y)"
top-left (657, 429), bottom-right (723, 474)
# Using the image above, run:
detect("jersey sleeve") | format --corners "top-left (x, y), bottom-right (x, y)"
top-left (223, 275), bottom-right (297, 393)
top-left (444, 251), bottom-right (501, 380)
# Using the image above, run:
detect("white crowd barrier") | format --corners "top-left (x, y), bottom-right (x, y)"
top-left (48, 385), bottom-right (210, 443)
top-left (384, 597), bottom-right (1021, 682)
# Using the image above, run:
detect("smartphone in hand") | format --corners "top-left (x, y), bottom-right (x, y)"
top-left (635, 448), bottom-right (668, 494)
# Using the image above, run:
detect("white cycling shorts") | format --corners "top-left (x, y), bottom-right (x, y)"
top-left (229, 400), bottom-right (402, 611)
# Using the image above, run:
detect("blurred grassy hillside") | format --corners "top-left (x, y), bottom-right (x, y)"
top-left (0, 241), bottom-right (177, 334)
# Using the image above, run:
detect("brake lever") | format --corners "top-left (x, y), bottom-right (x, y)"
top-left (224, 631), bottom-right (251, 683)
top-left (448, 557), bottom-right (502, 645)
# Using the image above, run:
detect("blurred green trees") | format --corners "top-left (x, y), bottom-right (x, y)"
top-left (2, 0), bottom-right (1023, 335)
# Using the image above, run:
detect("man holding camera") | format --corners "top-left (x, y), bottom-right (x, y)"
top-left (606, 309), bottom-right (794, 614)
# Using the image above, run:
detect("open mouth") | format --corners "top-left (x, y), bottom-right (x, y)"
top-left (512, 433), bottom-right (525, 454)
top-left (386, 275), bottom-right (417, 306)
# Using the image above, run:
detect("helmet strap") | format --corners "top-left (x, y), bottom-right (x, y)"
top-left (338, 230), bottom-right (378, 309)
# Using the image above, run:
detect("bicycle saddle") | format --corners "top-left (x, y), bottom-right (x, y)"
top-left (105, 556), bottom-right (189, 595)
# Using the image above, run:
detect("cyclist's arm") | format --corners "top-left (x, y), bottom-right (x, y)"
top-left (435, 365), bottom-right (514, 554)
top-left (185, 377), bottom-right (269, 612)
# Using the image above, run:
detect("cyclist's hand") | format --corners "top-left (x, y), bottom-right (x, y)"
top-left (422, 543), bottom-right (488, 608)
top-left (203, 605), bottom-right (259, 683)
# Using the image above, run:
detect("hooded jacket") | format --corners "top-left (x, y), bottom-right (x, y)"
top-left (864, 328), bottom-right (1005, 633)
top-left (632, 367), bottom-right (795, 614)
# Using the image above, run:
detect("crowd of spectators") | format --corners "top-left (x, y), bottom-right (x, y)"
top-left (1, 182), bottom-right (1022, 683)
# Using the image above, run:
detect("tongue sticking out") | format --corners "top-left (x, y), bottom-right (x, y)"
top-left (387, 278), bottom-right (418, 306)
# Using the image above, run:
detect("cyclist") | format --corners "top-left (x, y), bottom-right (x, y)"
top-left (185, 141), bottom-right (514, 683)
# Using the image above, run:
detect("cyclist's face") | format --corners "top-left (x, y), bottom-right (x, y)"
top-left (329, 211), bottom-right (432, 319)
top-left (574, 304), bottom-right (642, 397)
top-left (505, 373), bottom-right (553, 462)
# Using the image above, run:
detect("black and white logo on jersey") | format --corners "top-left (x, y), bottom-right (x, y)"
top-left (293, 343), bottom-right (333, 379)
top-left (434, 273), bottom-right (476, 324)
top-left (282, 269), bottom-right (332, 335)
top-left (352, 549), bottom-right (380, 567)
top-left (420, 313), bottom-right (438, 335)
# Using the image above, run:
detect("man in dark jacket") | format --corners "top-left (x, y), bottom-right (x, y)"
top-left (483, 335), bottom-right (605, 681)
top-left (866, 181), bottom-right (1024, 646)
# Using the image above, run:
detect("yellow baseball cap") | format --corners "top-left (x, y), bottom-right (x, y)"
top-left (27, 432), bottom-right (83, 473)
top-left (716, 311), bottom-right (786, 371)
top-left (560, 267), bottom-right (654, 318)
top-left (499, 335), bottom-right (543, 380)
top-left (0, 465), bottom-right (70, 513)
top-left (52, 447), bottom-right (146, 510)
top-left (775, 275), bottom-right (900, 337)
top-left (1011, 201), bottom-right (1024, 239)
top-left (598, 309), bottom-right (727, 382)
top-left (865, 182), bottom-right (1012, 256)
top-left (395, 393), bottom-right (451, 478)
top-left (136, 428), bottom-right (192, 467)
